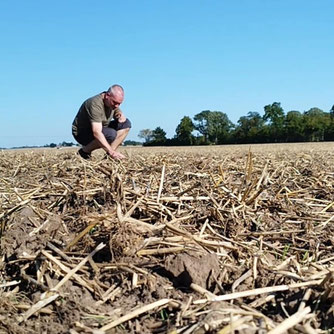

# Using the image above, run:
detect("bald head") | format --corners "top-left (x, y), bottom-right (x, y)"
top-left (105, 84), bottom-right (124, 109)
top-left (108, 85), bottom-right (124, 99)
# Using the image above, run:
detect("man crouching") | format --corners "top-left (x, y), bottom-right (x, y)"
top-left (72, 84), bottom-right (131, 160)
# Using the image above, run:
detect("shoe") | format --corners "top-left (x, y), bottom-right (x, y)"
top-left (78, 148), bottom-right (91, 160)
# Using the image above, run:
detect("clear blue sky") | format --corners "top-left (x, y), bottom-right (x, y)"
top-left (0, 0), bottom-right (333, 148)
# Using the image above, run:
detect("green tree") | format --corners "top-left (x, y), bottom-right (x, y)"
top-left (234, 112), bottom-right (265, 143)
top-left (303, 108), bottom-right (329, 141)
top-left (150, 127), bottom-right (167, 145)
top-left (284, 111), bottom-right (304, 142)
top-left (325, 105), bottom-right (334, 140)
top-left (60, 141), bottom-right (74, 147)
top-left (194, 110), bottom-right (233, 144)
top-left (123, 140), bottom-right (142, 146)
top-left (193, 110), bottom-right (211, 143)
top-left (263, 102), bottom-right (285, 142)
top-left (138, 129), bottom-right (153, 143)
top-left (175, 116), bottom-right (195, 145)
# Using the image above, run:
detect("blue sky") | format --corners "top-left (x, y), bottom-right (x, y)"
top-left (0, 0), bottom-right (333, 148)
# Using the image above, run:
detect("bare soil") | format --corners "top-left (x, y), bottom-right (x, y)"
top-left (1, 143), bottom-right (334, 333)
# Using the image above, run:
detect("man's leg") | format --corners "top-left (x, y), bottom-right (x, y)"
top-left (74, 132), bottom-right (94, 159)
top-left (81, 127), bottom-right (117, 154)
top-left (81, 126), bottom-right (129, 154)
top-left (80, 119), bottom-right (131, 157)
top-left (110, 128), bottom-right (130, 151)
top-left (82, 139), bottom-right (103, 154)
top-left (108, 119), bottom-right (131, 151)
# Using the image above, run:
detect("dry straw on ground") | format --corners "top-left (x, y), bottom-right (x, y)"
top-left (1, 143), bottom-right (334, 333)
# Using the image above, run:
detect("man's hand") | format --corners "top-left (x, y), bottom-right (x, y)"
top-left (90, 122), bottom-right (127, 160)
top-left (114, 110), bottom-right (126, 123)
top-left (109, 150), bottom-right (126, 160)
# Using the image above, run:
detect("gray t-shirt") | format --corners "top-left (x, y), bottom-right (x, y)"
top-left (72, 93), bottom-right (120, 136)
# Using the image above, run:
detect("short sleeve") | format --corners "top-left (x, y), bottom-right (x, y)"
top-left (87, 97), bottom-right (104, 123)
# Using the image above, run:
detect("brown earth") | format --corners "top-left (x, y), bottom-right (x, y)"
top-left (1, 143), bottom-right (334, 333)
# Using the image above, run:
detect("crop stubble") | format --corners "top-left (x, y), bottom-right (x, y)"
top-left (0, 143), bottom-right (334, 333)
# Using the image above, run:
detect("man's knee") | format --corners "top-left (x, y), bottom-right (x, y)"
top-left (102, 127), bottom-right (117, 143)
top-left (109, 119), bottom-right (132, 131)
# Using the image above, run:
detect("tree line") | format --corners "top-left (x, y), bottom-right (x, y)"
top-left (45, 141), bottom-right (76, 148)
top-left (138, 103), bottom-right (334, 146)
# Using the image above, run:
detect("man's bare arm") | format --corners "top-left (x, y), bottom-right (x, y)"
top-left (113, 109), bottom-right (126, 122)
top-left (110, 128), bottom-right (130, 151)
top-left (91, 122), bottom-right (125, 159)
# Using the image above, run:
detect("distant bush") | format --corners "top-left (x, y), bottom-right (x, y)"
top-left (123, 140), bottom-right (142, 146)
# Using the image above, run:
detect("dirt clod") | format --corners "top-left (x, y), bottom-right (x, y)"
top-left (165, 252), bottom-right (220, 289)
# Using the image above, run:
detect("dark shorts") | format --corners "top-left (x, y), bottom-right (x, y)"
top-left (73, 119), bottom-right (131, 146)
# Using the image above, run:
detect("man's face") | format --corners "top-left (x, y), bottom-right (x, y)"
top-left (105, 92), bottom-right (124, 109)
